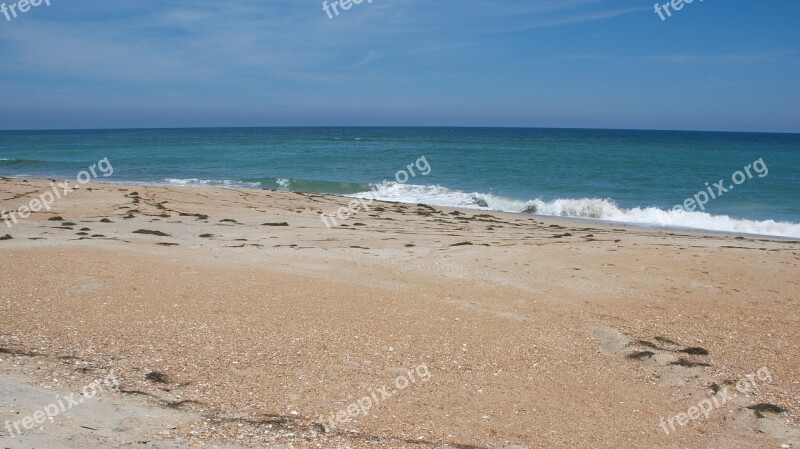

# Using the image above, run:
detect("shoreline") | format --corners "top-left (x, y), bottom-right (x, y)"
top-left (3, 176), bottom-right (798, 241)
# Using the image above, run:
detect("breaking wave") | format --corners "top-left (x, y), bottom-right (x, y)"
top-left (347, 182), bottom-right (800, 238)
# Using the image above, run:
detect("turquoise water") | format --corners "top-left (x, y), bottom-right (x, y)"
top-left (1, 127), bottom-right (799, 237)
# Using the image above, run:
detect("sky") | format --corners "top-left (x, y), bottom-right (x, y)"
top-left (0, 0), bottom-right (797, 132)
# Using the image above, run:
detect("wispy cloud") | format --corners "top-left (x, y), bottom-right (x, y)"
top-left (500, 6), bottom-right (647, 32)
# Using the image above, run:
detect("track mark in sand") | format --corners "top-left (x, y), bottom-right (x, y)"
top-left (748, 403), bottom-right (787, 418)
top-left (627, 350), bottom-right (656, 360)
top-left (0, 347), bottom-right (40, 357)
top-left (176, 212), bottom-right (209, 221)
top-left (118, 388), bottom-right (157, 398)
top-left (133, 229), bottom-right (171, 237)
top-left (145, 371), bottom-right (170, 384)
top-left (681, 346), bottom-right (710, 356)
top-left (670, 357), bottom-right (712, 368)
top-left (450, 241), bottom-right (473, 247)
top-left (3, 188), bottom-right (42, 201)
top-left (623, 337), bottom-right (714, 386)
top-left (593, 323), bottom-right (798, 443)
top-left (593, 325), bottom-right (712, 388)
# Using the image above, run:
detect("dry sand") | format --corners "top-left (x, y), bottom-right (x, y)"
top-left (1, 177), bottom-right (799, 449)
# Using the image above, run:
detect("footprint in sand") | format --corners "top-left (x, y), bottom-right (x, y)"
top-left (591, 323), bottom-right (797, 443)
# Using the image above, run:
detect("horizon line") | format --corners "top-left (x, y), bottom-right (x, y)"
top-left (0, 125), bottom-right (797, 136)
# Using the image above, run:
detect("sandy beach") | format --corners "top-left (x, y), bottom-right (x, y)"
top-left (1, 176), bottom-right (799, 449)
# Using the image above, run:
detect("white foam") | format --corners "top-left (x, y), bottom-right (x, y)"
top-left (348, 182), bottom-right (800, 238)
top-left (162, 178), bottom-right (261, 188)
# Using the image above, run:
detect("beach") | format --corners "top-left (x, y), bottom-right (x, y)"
top-left (1, 176), bottom-right (799, 449)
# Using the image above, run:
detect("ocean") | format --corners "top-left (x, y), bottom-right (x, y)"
top-left (1, 127), bottom-right (799, 238)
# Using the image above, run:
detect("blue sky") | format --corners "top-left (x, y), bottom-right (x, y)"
top-left (0, 0), bottom-right (797, 132)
